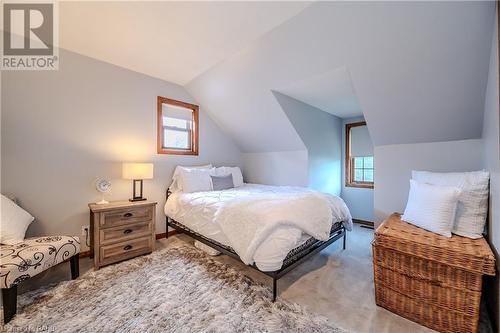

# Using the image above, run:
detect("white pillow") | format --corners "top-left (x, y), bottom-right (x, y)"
top-left (215, 166), bottom-right (244, 187)
top-left (402, 180), bottom-right (461, 237)
top-left (179, 168), bottom-right (215, 193)
top-left (412, 170), bottom-right (489, 239)
top-left (170, 164), bottom-right (212, 192)
top-left (1, 195), bottom-right (35, 245)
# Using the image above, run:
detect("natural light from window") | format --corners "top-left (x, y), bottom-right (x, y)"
top-left (353, 156), bottom-right (374, 182)
top-left (157, 96), bottom-right (199, 155)
top-left (162, 117), bottom-right (192, 150)
top-left (346, 121), bottom-right (374, 188)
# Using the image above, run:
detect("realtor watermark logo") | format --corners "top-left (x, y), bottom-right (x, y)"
top-left (1, 1), bottom-right (59, 70)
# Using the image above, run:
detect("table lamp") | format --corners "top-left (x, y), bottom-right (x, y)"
top-left (122, 163), bottom-right (154, 202)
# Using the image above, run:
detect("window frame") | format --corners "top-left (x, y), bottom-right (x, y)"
top-left (157, 96), bottom-right (199, 155)
top-left (345, 121), bottom-right (374, 189)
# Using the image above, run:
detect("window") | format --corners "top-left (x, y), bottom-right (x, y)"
top-left (157, 96), bottom-right (199, 155)
top-left (345, 121), bottom-right (374, 188)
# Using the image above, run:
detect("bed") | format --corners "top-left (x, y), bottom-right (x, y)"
top-left (164, 183), bottom-right (352, 301)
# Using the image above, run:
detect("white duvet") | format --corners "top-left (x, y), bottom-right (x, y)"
top-left (164, 184), bottom-right (352, 271)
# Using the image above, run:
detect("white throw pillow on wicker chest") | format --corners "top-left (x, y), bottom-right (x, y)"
top-left (412, 170), bottom-right (489, 239)
top-left (402, 180), bottom-right (461, 237)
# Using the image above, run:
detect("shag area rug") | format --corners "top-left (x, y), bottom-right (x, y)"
top-left (4, 245), bottom-right (347, 332)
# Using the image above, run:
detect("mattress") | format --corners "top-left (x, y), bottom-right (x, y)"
top-left (164, 184), bottom-right (352, 271)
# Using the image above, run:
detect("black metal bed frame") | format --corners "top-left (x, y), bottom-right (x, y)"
top-left (165, 189), bottom-right (346, 302)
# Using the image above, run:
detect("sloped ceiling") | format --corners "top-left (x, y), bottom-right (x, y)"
top-left (59, 1), bottom-right (311, 85)
top-left (55, 2), bottom-right (496, 152)
top-left (276, 66), bottom-right (362, 119)
top-left (187, 1), bottom-right (495, 150)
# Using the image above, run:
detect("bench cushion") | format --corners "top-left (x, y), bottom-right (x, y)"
top-left (0, 236), bottom-right (80, 289)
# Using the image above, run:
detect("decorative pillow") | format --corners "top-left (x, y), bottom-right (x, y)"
top-left (215, 166), bottom-right (244, 187)
top-left (1, 195), bottom-right (35, 245)
top-left (211, 175), bottom-right (234, 191)
top-left (401, 180), bottom-right (461, 238)
top-left (170, 164), bottom-right (212, 192)
top-left (179, 168), bottom-right (214, 193)
top-left (412, 170), bottom-right (489, 239)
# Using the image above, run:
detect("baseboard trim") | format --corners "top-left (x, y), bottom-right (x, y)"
top-left (156, 230), bottom-right (177, 240)
top-left (352, 218), bottom-right (374, 227)
top-left (79, 250), bottom-right (91, 258)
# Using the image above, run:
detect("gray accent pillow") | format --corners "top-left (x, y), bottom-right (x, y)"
top-left (211, 175), bottom-right (234, 191)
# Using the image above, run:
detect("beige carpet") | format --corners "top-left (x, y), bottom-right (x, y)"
top-left (4, 246), bottom-right (348, 333)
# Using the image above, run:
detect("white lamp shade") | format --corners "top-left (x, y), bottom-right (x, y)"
top-left (122, 163), bottom-right (154, 180)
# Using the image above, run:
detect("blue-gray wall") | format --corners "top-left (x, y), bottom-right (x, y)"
top-left (373, 139), bottom-right (484, 229)
top-left (242, 150), bottom-right (308, 187)
top-left (273, 92), bottom-right (342, 195)
top-left (341, 117), bottom-right (375, 222)
top-left (1, 49), bottom-right (242, 251)
top-left (482, 9), bottom-right (500, 329)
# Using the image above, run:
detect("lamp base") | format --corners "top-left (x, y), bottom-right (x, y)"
top-left (130, 179), bottom-right (146, 202)
top-left (129, 197), bottom-right (147, 202)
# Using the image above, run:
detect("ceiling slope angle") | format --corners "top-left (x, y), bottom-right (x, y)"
top-left (59, 1), bottom-right (312, 85)
top-left (275, 66), bottom-right (363, 119)
top-left (187, 1), bottom-right (496, 150)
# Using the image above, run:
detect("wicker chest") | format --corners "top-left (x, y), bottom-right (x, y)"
top-left (373, 213), bottom-right (496, 333)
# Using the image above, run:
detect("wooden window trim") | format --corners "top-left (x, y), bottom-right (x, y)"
top-left (345, 121), bottom-right (374, 189)
top-left (157, 96), bottom-right (199, 155)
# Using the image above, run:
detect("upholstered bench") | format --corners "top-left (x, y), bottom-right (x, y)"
top-left (1, 236), bottom-right (81, 323)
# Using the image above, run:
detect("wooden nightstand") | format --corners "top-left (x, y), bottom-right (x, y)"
top-left (88, 200), bottom-right (157, 269)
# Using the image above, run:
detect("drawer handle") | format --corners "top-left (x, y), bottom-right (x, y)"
top-left (123, 213), bottom-right (133, 218)
top-left (123, 245), bottom-right (133, 251)
top-left (123, 229), bottom-right (133, 234)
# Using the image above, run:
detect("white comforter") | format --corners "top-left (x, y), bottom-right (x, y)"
top-left (164, 184), bottom-right (352, 271)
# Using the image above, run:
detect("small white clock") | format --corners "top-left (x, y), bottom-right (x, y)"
top-left (95, 178), bottom-right (111, 205)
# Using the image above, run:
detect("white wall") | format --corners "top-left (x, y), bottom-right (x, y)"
top-left (1, 49), bottom-right (242, 251)
top-left (373, 139), bottom-right (485, 229)
top-left (482, 9), bottom-right (500, 329)
top-left (241, 151), bottom-right (308, 186)
top-left (273, 92), bottom-right (343, 195)
top-left (341, 117), bottom-right (374, 222)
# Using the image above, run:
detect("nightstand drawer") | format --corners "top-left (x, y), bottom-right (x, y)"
top-left (99, 222), bottom-right (151, 245)
top-left (100, 206), bottom-right (153, 228)
top-left (100, 236), bottom-right (153, 266)
top-left (89, 200), bottom-right (157, 269)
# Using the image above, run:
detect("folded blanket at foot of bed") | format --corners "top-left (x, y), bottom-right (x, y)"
top-left (165, 184), bottom-right (353, 271)
top-left (214, 192), bottom-right (333, 265)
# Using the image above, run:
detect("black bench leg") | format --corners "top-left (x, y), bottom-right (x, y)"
top-left (70, 255), bottom-right (79, 279)
top-left (343, 232), bottom-right (346, 250)
top-left (166, 218), bottom-right (169, 239)
top-left (272, 276), bottom-right (277, 302)
top-left (2, 285), bottom-right (17, 324)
